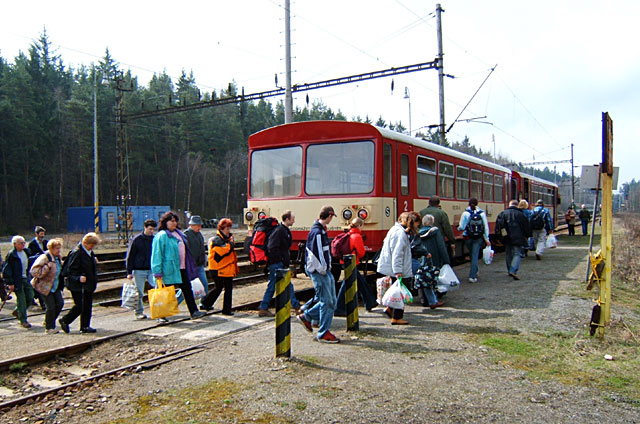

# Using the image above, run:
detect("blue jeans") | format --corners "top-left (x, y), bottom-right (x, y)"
top-left (505, 244), bottom-right (522, 275)
top-left (260, 262), bottom-right (300, 310)
top-left (335, 269), bottom-right (377, 314)
top-left (197, 265), bottom-right (209, 295)
top-left (465, 238), bottom-right (484, 279)
top-left (581, 220), bottom-right (588, 235)
top-left (132, 269), bottom-right (155, 315)
top-left (304, 268), bottom-right (336, 338)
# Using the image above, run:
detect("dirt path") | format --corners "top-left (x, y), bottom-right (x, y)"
top-left (3, 233), bottom-right (639, 423)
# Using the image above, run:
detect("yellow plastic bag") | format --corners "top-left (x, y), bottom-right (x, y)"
top-left (149, 279), bottom-right (180, 319)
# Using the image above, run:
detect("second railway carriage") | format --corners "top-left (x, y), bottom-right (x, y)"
top-left (510, 170), bottom-right (559, 226)
top-left (244, 120), bottom-right (512, 260)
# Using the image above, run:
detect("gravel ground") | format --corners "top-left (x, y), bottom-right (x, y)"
top-left (2, 234), bottom-right (639, 423)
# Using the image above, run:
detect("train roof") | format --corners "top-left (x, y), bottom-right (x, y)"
top-left (511, 170), bottom-right (558, 188)
top-left (250, 121), bottom-right (512, 174)
top-left (375, 125), bottom-right (512, 174)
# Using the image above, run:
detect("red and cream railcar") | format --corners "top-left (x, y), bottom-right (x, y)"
top-left (244, 121), bottom-right (511, 258)
top-left (510, 170), bottom-right (559, 227)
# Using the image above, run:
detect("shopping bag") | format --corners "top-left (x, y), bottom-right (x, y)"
top-left (397, 277), bottom-right (414, 304)
top-left (149, 279), bottom-right (180, 319)
top-left (545, 234), bottom-right (558, 249)
top-left (381, 281), bottom-right (404, 309)
top-left (190, 278), bottom-right (206, 300)
top-left (376, 276), bottom-right (391, 303)
top-left (121, 281), bottom-right (139, 310)
top-left (483, 246), bottom-right (494, 265)
top-left (437, 264), bottom-right (460, 291)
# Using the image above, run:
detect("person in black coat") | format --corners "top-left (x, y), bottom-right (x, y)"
top-left (27, 226), bottom-right (48, 309)
top-left (495, 200), bottom-right (531, 280)
top-left (59, 232), bottom-right (100, 334)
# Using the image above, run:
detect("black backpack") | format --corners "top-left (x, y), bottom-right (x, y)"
top-left (531, 209), bottom-right (545, 230)
top-left (60, 249), bottom-right (75, 284)
top-left (466, 210), bottom-right (485, 239)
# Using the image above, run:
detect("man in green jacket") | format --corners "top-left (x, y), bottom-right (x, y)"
top-left (419, 196), bottom-right (456, 259)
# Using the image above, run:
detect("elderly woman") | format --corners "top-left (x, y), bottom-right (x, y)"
top-left (30, 238), bottom-right (65, 334)
top-left (377, 211), bottom-right (420, 325)
top-left (58, 233), bottom-right (101, 333)
top-left (2, 236), bottom-right (34, 328)
top-left (414, 214), bottom-right (449, 309)
top-left (151, 211), bottom-right (206, 321)
top-left (200, 218), bottom-right (238, 315)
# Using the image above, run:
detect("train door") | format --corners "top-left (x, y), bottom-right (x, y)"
top-left (511, 178), bottom-right (518, 201)
top-left (523, 179), bottom-right (530, 202)
top-left (397, 143), bottom-right (413, 214)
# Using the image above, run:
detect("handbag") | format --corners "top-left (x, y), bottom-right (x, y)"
top-left (121, 281), bottom-right (139, 310)
top-left (149, 279), bottom-right (181, 319)
top-left (31, 253), bottom-right (55, 296)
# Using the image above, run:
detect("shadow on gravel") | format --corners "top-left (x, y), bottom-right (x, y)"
top-left (291, 357), bottom-right (370, 376)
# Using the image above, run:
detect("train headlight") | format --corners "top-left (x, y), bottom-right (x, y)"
top-left (257, 211), bottom-right (266, 219)
top-left (342, 209), bottom-right (353, 221)
top-left (358, 209), bottom-right (368, 220)
top-left (245, 211), bottom-right (254, 222)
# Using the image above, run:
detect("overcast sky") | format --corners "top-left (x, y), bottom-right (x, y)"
top-left (2, 1), bottom-right (638, 189)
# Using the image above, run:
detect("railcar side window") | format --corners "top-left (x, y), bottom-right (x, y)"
top-left (400, 154), bottom-right (409, 196)
top-left (494, 175), bottom-right (504, 203)
top-left (306, 141), bottom-right (374, 195)
top-left (456, 166), bottom-right (469, 200)
top-left (483, 172), bottom-right (493, 202)
top-left (438, 161), bottom-right (454, 199)
top-left (471, 169), bottom-right (482, 200)
top-left (250, 146), bottom-right (302, 198)
top-left (383, 143), bottom-right (392, 193)
top-left (417, 156), bottom-right (436, 197)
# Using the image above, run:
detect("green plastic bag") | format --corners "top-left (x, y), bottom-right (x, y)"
top-left (398, 277), bottom-right (414, 304)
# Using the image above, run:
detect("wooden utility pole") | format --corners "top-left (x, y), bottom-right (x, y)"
top-left (598, 112), bottom-right (614, 336)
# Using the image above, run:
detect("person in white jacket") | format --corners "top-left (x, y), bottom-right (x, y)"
top-left (377, 211), bottom-right (420, 325)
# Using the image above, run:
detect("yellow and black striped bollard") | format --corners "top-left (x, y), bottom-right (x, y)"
top-left (275, 268), bottom-right (291, 358)
top-left (343, 254), bottom-right (359, 331)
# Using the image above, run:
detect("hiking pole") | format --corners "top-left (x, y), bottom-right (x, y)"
top-left (0, 287), bottom-right (14, 313)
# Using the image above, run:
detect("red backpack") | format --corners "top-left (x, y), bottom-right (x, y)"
top-left (330, 231), bottom-right (352, 259)
top-left (249, 217), bottom-right (279, 265)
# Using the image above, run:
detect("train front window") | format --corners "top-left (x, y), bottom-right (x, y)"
top-left (417, 156), bottom-right (436, 197)
top-left (438, 161), bottom-right (454, 199)
top-left (305, 141), bottom-right (374, 195)
top-left (250, 146), bottom-right (302, 198)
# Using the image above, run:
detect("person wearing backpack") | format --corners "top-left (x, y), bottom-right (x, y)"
top-left (2, 235), bottom-right (35, 328)
top-left (458, 198), bottom-right (491, 283)
top-left (530, 199), bottom-right (554, 260)
top-left (495, 200), bottom-right (531, 280)
top-left (334, 217), bottom-right (378, 316)
top-left (28, 226), bottom-right (48, 309)
top-left (258, 210), bottom-right (301, 317)
top-left (29, 238), bottom-right (65, 333)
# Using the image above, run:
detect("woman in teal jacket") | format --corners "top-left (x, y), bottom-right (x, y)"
top-left (151, 211), bottom-right (205, 320)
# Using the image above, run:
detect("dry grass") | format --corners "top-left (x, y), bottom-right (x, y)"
top-left (612, 213), bottom-right (640, 296)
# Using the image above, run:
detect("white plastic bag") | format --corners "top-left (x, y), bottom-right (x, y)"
top-left (545, 234), bottom-right (558, 249)
top-left (190, 278), bottom-right (206, 300)
top-left (121, 281), bottom-right (138, 310)
top-left (381, 281), bottom-right (405, 309)
top-left (437, 264), bottom-right (460, 291)
top-left (483, 246), bottom-right (494, 265)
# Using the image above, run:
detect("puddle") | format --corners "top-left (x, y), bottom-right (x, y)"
top-left (66, 365), bottom-right (95, 376)
top-left (0, 386), bottom-right (15, 397)
top-left (29, 375), bottom-right (63, 388)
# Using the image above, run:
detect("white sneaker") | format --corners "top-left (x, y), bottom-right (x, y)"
top-left (135, 313), bottom-right (147, 320)
top-left (468, 277), bottom-right (478, 283)
top-left (157, 317), bottom-right (169, 323)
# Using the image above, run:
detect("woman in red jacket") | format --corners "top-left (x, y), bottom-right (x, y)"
top-left (334, 218), bottom-right (378, 315)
